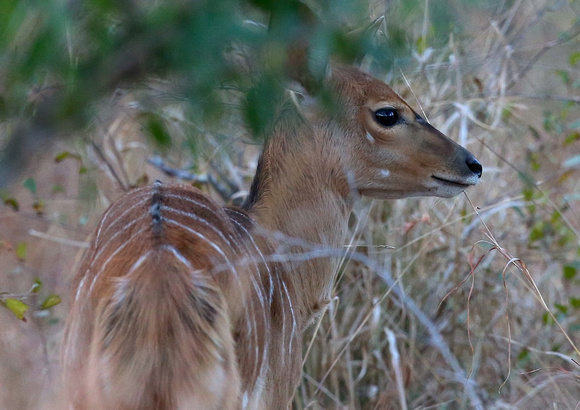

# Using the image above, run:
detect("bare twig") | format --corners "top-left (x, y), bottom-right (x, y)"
top-left (147, 156), bottom-right (209, 183)
top-left (28, 229), bottom-right (89, 249)
top-left (147, 156), bottom-right (240, 202)
top-left (89, 140), bottom-right (129, 192)
top-left (506, 21), bottom-right (580, 91)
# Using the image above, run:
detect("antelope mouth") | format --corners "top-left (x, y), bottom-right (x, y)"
top-left (431, 175), bottom-right (474, 188)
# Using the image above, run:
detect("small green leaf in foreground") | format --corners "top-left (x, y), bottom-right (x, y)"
top-left (23, 177), bottom-right (37, 194)
top-left (32, 200), bottom-right (45, 215)
top-left (554, 303), bottom-right (568, 314)
top-left (563, 264), bottom-right (577, 280)
top-left (16, 242), bottom-right (27, 261)
top-left (570, 51), bottom-right (580, 67)
top-left (5, 298), bottom-right (28, 321)
top-left (3, 197), bottom-right (19, 211)
top-left (54, 151), bottom-right (71, 163)
top-left (32, 278), bottom-right (42, 293)
top-left (41, 294), bottom-right (62, 310)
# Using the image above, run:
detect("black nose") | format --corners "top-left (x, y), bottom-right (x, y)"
top-left (466, 154), bottom-right (483, 178)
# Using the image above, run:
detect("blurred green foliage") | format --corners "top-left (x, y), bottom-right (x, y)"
top-left (1, 0), bottom-right (502, 187)
top-left (0, 0), bottom-right (409, 186)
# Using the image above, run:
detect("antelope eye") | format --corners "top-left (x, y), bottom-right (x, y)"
top-left (374, 108), bottom-right (399, 127)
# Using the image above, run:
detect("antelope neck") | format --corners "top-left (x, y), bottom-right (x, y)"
top-left (246, 126), bottom-right (352, 247)
top-left (244, 124), bottom-right (353, 319)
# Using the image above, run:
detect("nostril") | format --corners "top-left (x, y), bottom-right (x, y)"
top-left (466, 154), bottom-right (483, 178)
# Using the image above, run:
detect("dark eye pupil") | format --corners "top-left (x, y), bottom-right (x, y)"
top-left (375, 108), bottom-right (398, 127)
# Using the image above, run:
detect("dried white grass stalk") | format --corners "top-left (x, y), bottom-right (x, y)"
top-left (385, 327), bottom-right (407, 410)
top-left (28, 229), bottom-right (89, 248)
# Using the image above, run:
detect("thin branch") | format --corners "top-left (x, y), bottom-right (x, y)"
top-left (147, 156), bottom-right (209, 183)
top-left (28, 229), bottom-right (89, 249)
top-left (506, 21), bottom-right (580, 91)
top-left (147, 156), bottom-right (239, 202)
top-left (89, 140), bottom-right (129, 192)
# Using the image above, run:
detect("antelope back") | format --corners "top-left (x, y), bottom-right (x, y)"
top-left (62, 182), bottom-right (255, 409)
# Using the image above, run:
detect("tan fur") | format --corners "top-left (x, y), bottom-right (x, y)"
top-left (62, 66), bottom-right (481, 409)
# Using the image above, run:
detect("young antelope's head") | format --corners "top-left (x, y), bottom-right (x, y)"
top-left (314, 66), bottom-right (482, 199)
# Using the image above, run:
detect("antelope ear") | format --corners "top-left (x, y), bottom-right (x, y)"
top-left (268, 1), bottom-right (330, 94)
top-left (287, 82), bottom-right (318, 117)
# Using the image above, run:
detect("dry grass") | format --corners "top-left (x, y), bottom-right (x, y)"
top-left (1, 0), bottom-right (580, 408)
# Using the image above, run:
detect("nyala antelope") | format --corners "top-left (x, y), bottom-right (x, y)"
top-left (62, 65), bottom-right (482, 409)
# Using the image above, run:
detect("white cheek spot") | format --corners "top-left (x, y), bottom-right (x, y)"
top-left (366, 132), bottom-right (375, 144)
top-left (379, 169), bottom-right (390, 178)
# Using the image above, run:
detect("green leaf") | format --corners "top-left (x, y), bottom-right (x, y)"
top-left (16, 242), bottom-right (27, 261)
top-left (41, 294), bottom-right (62, 310)
top-left (529, 152), bottom-right (541, 171)
top-left (554, 303), bottom-right (568, 314)
top-left (529, 221), bottom-right (545, 242)
top-left (416, 36), bottom-right (427, 55)
top-left (33, 200), bottom-right (45, 215)
top-left (501, 107), bottom-right (512, 122)
top-left (564, 132), bottom-right (579, 146)
top-left (555, 70), bottom-right (569, 85)
top-left (3, 197), bottom-right (19, 211)
top-left (522, 186), bottom-right (535, 201)
top-left (563, 265), bottom-right (577, 280)
top-left (55, 152), bottom-right (82, 167)
top-left (145, 115), bottom-right (171, 148)
top-left (32, 278), bottom-right (42, 293)
top-left (23, 178), bottom-right (37, 194)
top-left (570, 51), bottom-right (580, 66)
top-left (54, 151), bottom-right (71, 163)
top-left (5, 298), bottom-right (28, 321)
top-left (542, 312), bottom-right (554, 325)
top-left (570, 297), bottom-right (580, 309)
